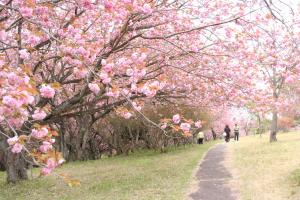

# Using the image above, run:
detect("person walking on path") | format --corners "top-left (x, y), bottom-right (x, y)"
top-left (224, 125), bottom-right (231, 143)
top-left (197, 131), bottom-right (204, 144)
top-left (234, 124), bottom-right (239, 141)
top-left (211, 127), bottom-right (217, 140)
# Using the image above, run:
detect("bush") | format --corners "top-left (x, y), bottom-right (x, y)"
top-left (93, 103), bottom-right (213, 154)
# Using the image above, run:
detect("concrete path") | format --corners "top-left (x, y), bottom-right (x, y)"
top-left (189, 144), bottom-right (237, 200)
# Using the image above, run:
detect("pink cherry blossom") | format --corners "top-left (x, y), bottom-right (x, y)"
top-left (140, 53), bottom-right (147, 61)
top-left (102, 77), bottom-right (111, 84)
top-left (40, 85), bottom-right (55, 99)
top-left (20, 91), bottom-right (35, 105)
top-left (99, 72), bottom-right (109, 80)
top-left (2, 96), bottom-right (22, 108)
top-left (142, 4), bottom-right (153, 14)
top-left (74, 68), bottom-right (88, 78)
top-left (11, 143), bottom-right (23, 154)
top-left (123, 112), bottom-right (132, 119)
top-left (32, 110), bottom-right (47, 120)
top-left (7, 118), bottom-right (25, 129)
top-left (39, 141), bottom-right (53, 153)
top-left (180, 123), bottom-right (191, 132)
top-left (131, 53), bottom-right (139, 60)
top-left (126, 68), bottom-right (134, 76)
top-left (143, 87), bottom-right (156, 98)
top-left (27, 35), bottom-right (40, 45)
top-left (172, 114), bottom-right (180, 124)
top-left (58, 158), bottom-right (65, 165)
top-left (31, 128), bottom-right (49, 139)
top-left (106, 91), bottom-right (115, 97)
top-left (161, 123), bottom-right (167, 130)
top-left (8, 73), bottom-right (21, 86)
top-left (88, 83), bottom-right (100, 94)
top-left (139, 69), bottom-right (147, 77)
top-left (106, 89), bottom-right (119, 98)
top-left (41, 158), bottom-right (64, 175)
top-left (103, 63), bottom-right (113, 73)
top-left (101, 59), bottom-right (107, 66)
top-left (0, 30), bottom-right (6, 41)
top-left (285, 76), bottom-right (295, 84)
top-left (104, 0), bottom-right (113, 11)
top-left (195, 121), bottom-right (202, 128)
top-left (41, 167), bottom-right (52, 176)
top-left (132, 102), bottom-right (142, 111)
top-left (19, 7), bottom-right (33, 18)
top-left (7, 136), bottom-right (18, 146)
top-left (46, 158), bottom-right (57, 169)
top-left (19, 49), bottom-right (30, 60)
top-left (82, 0), bottom-right (93, 9)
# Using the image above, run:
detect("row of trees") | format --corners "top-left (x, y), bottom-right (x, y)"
top-left (0, 0), bottom-right (300, 184)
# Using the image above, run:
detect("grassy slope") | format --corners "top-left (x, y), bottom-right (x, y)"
top-left (0, 142), bottom-right (216, 200)
top-left (230, 132), bottom-right (300, 200)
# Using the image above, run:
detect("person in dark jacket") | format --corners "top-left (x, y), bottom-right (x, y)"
top-left (211, 127), bottom-right (217, 140)
top-left (224, 125), bottom-right (231, 143)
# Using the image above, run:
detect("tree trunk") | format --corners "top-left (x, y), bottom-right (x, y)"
top-left (5, 150), bottom-right (28, 183)
top-left (79, 126), bottom-right (91, 161)
top-left (0, 139), bottom-right (6, 171)
top-left (270, 110), bottom-right (278, 142)
top-left (0, 131), bottom-right (28, 182)
top-left (256, 115), bottom-right (263, 138)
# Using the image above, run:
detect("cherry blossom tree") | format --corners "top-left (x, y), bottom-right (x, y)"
top-left (0, 0), bottom-right (264, 183)
top-left (248, 27), bottom-right (299, 141)
top-left (2, 0), bottom-right (295, 185)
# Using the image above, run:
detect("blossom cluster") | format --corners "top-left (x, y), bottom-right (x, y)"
top-left (160, 114), bottom-right (203, 137)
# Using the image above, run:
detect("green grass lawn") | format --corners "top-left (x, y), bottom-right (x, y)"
top-left (0, 142), bottom-right (216, 200)
top-left (230, 132), bottom-right (300, 200)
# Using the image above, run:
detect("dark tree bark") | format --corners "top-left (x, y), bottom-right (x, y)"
top-left (255, 114), bottom-right (263, 137)
top-left (5, 149), bottom-right (28, 183)
top-left (0, 140), bottom-right (6, 171)
top-left (270, 110), bottom-right (278, 142)
top-left (0, 127), bottom-right (29, 182)
top-left (61, 115), bottom-right (96, 161)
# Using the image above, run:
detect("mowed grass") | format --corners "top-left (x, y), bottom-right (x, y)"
top-left (230, 132), bottom-right (300, 200)
top-left (0, 142), bottom-right (216, 200)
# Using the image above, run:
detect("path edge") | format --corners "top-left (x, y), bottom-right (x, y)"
top-left (224, 143), bottom-right (242, 200)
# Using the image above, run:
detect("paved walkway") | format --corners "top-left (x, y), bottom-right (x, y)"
top-left (189, 144), bottom-right (237, 200)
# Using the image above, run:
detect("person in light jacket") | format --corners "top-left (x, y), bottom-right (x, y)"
top-left (234, 124), bottom-right (239, 141)
top-left (197, 131), bottom-right (204, 144)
